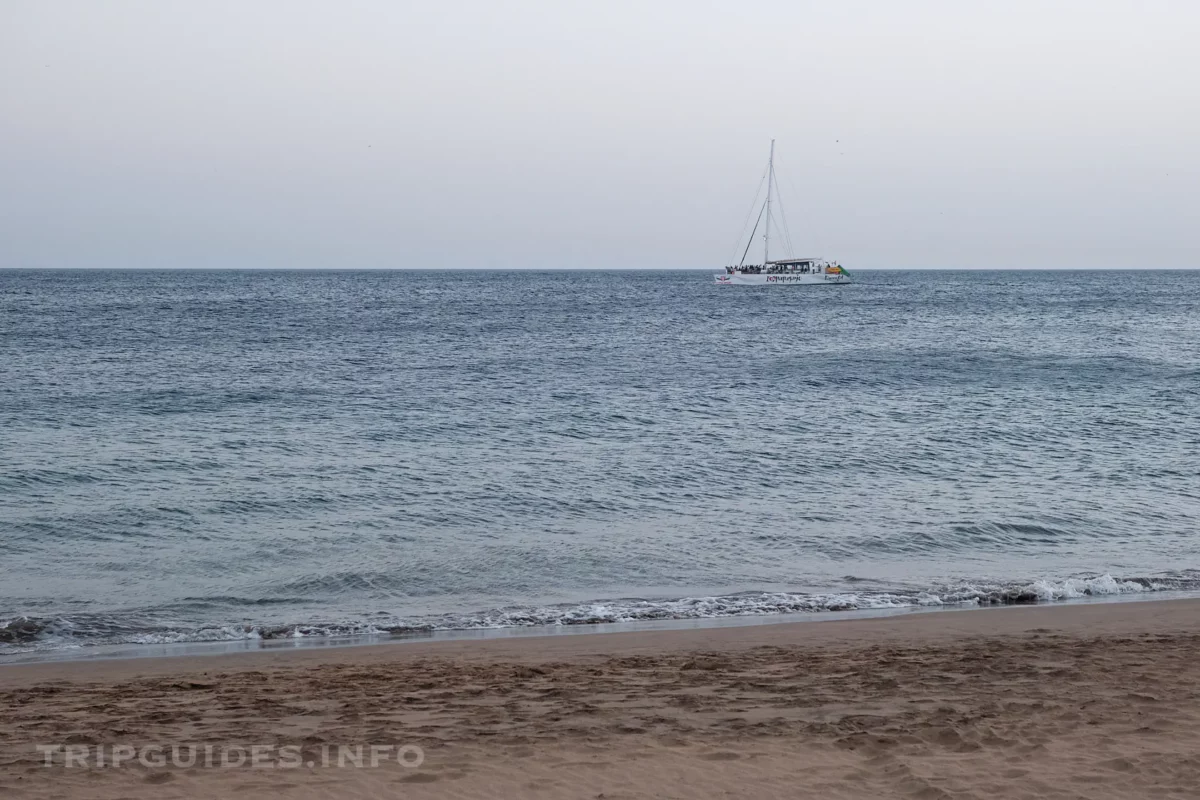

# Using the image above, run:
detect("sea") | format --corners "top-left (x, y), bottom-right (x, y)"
top-left (2, 269), bottom-right (1198, 660)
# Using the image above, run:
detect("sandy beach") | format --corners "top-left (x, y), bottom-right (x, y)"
top-left (0, 599), bottom-right (1198, 798)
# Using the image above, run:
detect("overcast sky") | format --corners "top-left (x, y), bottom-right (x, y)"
top-left (2, 1), bottom-right (1197, 269)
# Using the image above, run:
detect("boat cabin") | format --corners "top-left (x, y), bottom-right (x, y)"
top-left (723, 258), bottom-right (832, 275)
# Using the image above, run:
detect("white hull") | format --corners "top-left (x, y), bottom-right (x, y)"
top-left (714, 273), bottom-right (849, 286)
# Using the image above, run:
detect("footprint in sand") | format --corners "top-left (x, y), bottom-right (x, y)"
top-left (398, 773), bottom-right (441, 783)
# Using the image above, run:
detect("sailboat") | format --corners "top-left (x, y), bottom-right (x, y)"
top-left (714, 140), bottom-right (849, 286)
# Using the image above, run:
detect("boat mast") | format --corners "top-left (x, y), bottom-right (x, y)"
top-left (763, 139), bottom-right (775, 264)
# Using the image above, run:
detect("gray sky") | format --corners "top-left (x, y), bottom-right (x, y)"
top-left (2, 0), bottom-right (1197, 269)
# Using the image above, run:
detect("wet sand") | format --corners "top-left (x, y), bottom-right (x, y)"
top-left (3, 598), bottom-right (1199, 799)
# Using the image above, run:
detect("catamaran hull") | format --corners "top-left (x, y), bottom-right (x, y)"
top-left (714, 273), bottom-right (849, 286)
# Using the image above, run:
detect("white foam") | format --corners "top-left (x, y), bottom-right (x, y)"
top-left (127, 625), bottom-right (263, 645)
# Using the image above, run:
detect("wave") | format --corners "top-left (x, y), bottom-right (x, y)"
top-left (3, 572), bottom-right (1196, 656)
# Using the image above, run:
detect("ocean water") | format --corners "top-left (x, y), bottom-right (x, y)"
top-left (2, 269), bottom-right (1198, 656)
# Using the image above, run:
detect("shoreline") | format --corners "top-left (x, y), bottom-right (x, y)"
top-left (3, 594), bottom-right (1196, 684)
top-left (5, 583), bottom-right (1194, 669)
top-left (4, 596), bottom-right (1200, 798)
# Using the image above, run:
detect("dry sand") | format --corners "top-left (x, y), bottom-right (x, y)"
top-left (3, 599), bottom-right (1200, 799)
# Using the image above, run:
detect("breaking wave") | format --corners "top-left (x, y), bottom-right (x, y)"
top-left (2, 572), bottom-right (1195, 657)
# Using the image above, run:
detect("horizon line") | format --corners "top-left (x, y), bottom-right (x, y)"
top-left (3, 266), bottom-right (1199, 272)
